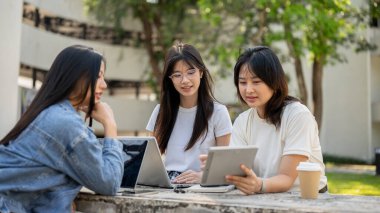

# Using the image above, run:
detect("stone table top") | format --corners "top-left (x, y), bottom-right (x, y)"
top-left (75, 188), bottom-right (380, 213)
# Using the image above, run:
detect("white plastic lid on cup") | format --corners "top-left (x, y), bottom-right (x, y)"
top-left (296, 162), bottom-right (321, 171)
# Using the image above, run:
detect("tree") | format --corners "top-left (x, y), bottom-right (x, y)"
top-left (85, 0), bottom-right (375, 130)
top-left (84, 0), bottom-right (199, 94)
top-left (198, 0), bottom-right (375, 129)
top-left (197, 0), bottom-right (308, 102)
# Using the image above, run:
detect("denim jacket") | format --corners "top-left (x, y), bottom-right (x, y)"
top-left (0, 100), bottom-right (125, 213)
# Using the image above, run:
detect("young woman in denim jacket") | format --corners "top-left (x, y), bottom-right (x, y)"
top-left (0, 45), bottom-right (125, 213)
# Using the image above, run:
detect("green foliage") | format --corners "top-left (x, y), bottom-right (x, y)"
top-left (84, 0), bottom-right (131, 33)
top-left (85, 0), bottom-right (202, 94)
top-left (326, 172), bottom-right (380, 196)
top-left (199, 0), bottom-right (375, 66)
top-left (85, 0), bottom-right (376, 94)
top-left (85, 0), bottom-right (201, 51)
top-left (323, 154), bottom-right (370, 165)
top-left (370, 0), bottom-right (380, 19)
top-left (197, 0), bottom-right (266, 71)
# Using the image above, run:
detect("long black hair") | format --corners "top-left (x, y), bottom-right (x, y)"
top-left (234, 46), bottom-right (298, 127)
top-left (0, 45), bottom-right (104, 145)
top-left (154, 43), bottom-right (215, 153)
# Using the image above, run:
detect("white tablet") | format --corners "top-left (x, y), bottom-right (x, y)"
top-left (201, 146), bottom-right (258, 186)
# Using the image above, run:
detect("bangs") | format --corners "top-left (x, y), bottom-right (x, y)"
top-left (167, 55), bottom-right (196, 75)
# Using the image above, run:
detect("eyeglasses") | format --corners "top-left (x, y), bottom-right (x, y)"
top-left (169, 69), bottom-right (198, 82)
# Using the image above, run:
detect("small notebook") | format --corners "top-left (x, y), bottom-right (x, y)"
top-left (185, 184), bottom-right (235, 193)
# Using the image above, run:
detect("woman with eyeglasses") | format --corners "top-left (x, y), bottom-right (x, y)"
top-left (146, 43), bottom-right (232, 184)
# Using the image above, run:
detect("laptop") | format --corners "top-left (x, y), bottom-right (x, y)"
top-left (118, 137), bottom-right (193, 190)
top-left (81, 138), bottom-right (149, 194)
top-left (118, 138), bottom-right (148, 192)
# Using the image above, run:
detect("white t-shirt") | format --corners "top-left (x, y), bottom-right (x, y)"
top-left (230, 102), bottom-right (327, 191)
top-left (146, 102), bottom-right (233, 172)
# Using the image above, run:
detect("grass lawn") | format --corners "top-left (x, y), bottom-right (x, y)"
top-left (326, 172), bottom-right (380, 196)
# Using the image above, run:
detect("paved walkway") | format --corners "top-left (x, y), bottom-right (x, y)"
top-left (325, 163), bottom-right (377, 175)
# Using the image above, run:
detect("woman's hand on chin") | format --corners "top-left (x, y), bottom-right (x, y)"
top-left (91, 102), bottom-right (117, 137)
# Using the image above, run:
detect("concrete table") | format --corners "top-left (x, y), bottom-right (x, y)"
top-left (75, 188), bottom-right (380, 213)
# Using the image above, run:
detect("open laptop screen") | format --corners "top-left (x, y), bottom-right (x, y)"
top-left (117, 137), bottom-right (186, 189)
top-left (119, 139), bottom-right (148, 188)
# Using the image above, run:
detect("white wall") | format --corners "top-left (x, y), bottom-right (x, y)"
top-left (92, 96), bottom-right (157, 134)
top-left (21, 24), bottom-right (149, 81)
top-left (282, 48), bottom-right (373, 161)
top-left (371, 53), bottom-right (380, 153)
top-left (213, 74), bottom-right (238, 105)
top-left (371, 57), bottom-right (380, 103)
top-left (320, 49), bottom-right (372, 161)
top-left (0, 0), bottom-right (23, 138)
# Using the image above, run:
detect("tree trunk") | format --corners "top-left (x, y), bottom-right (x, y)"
top-left (250, 10), bottom-right (267, 45)
top-left (283, 23), bottom-right (307, 104)
top-left (294, 57), bottom-right (307, 104)
top-left (312, 56), bottom-right (324, 130)
top-left (137, 4), bottom-right (162, 94)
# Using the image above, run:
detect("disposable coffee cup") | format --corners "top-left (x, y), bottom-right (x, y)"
top-left (296, 162), bottom-right (321, 199)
